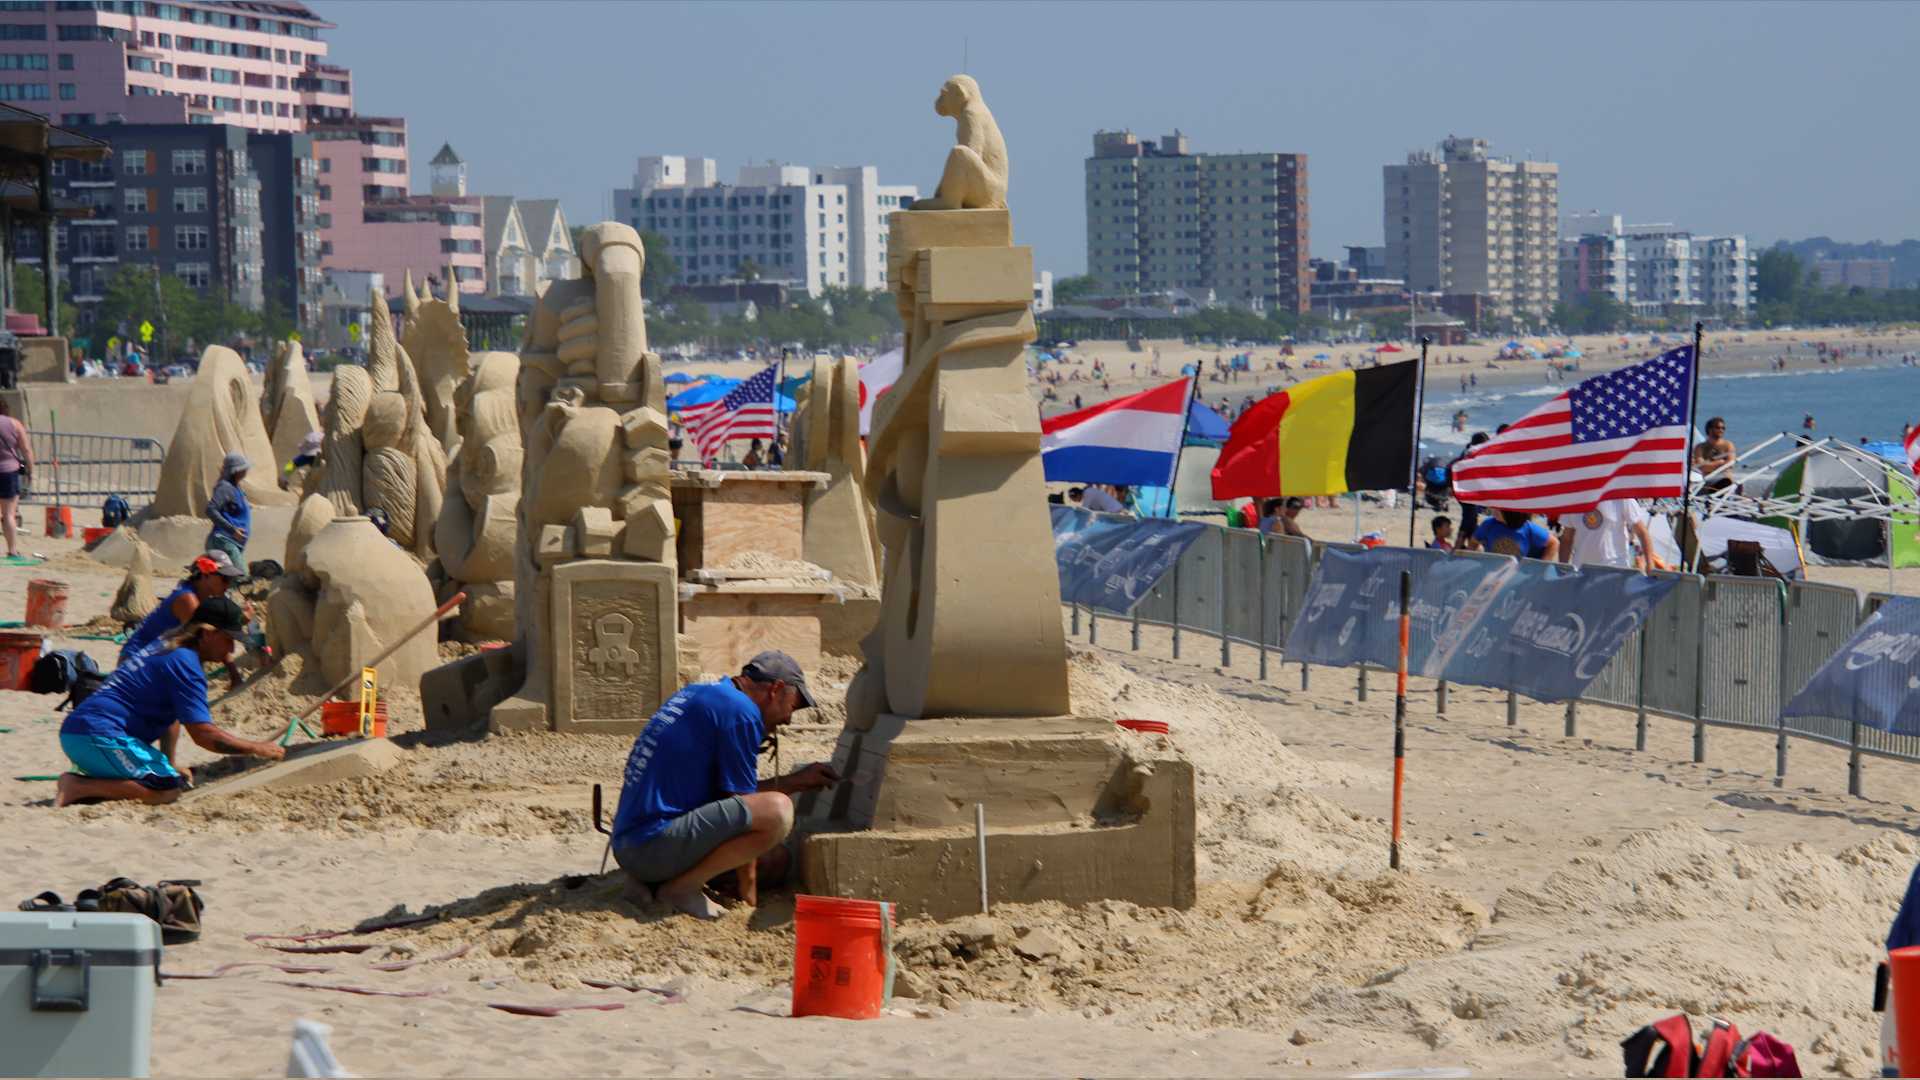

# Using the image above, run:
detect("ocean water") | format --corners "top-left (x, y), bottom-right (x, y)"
top-left (1417, 363), bottom-right (1920, 456)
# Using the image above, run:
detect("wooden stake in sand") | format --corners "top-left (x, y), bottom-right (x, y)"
top-left (975, 803), bottom-right (988, 914)
top-left (1390, 569), bottom-right (1410, 871)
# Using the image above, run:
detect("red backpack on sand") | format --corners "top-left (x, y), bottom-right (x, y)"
top-left (1621, 1015), bottom-right (1802, 1078)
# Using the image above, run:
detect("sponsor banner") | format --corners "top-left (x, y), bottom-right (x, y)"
top-left (1050, 506), bottom-right (1210, 615)
top-left (1285, 547), bottom-right (1677, 703)
top-left (1782, 595), bottom-right (1920, 736)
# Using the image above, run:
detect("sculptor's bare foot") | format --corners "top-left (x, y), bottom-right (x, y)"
top-left (656, 883), bottom-right (723, 921)
top-left (54, 772), bottom-right (81, 808)
top-left (621, 877), bottom-right (654, 906)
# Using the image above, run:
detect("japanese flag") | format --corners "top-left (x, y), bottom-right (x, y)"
top-left (858, 348), bottom-right (904, 436)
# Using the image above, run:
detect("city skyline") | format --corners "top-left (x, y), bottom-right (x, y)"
top-left (331, 0), bottom-right (1920, 280)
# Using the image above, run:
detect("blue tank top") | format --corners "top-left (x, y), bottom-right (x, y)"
top-left (119, 583), bottom-right (193, 662)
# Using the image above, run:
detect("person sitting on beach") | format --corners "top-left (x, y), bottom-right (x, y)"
top-left (56, 596), bottom-right (284, 807)
top-left (609, 651), bottom-right (839, 919)
top-left (204, 452), bottom-right (251, 568)
top-left (1261, 497), bottom-right (1307, 539)
top-left (1693, 416), bottom-right (1735, 491)
top-left (1468, 509), bottom-right (1557, 561)
top-left (1079, 484), bottom-right (1127, 514)
top-left (119, 551), bottom-right (246, 689)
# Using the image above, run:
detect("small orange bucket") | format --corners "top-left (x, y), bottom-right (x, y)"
top-left (24, 578), bottom-right (68, 629)
top-left (81, 525), bottom-right (114, 545)
top-left (42, 505), bottom-right (71, 538)
top-left (320, 699), bottom-right (388, 738)
top-left (791, 894), bottom-right (894, 1019)
top-left (0, 630), bottom-right (41, 689)
top-left (1891, 947), bottom-right (1920, 1071)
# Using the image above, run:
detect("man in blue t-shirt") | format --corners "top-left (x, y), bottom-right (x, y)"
top-left (57, 595), bottom-right (284, 807)
top-left (611, 650), bottom-right (839, 919)
top-left (1469, 509), bottom-right (1559, 561)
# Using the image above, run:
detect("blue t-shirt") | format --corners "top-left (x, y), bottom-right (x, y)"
top-left (1473, 516), bottom-right (1552, 559)
top-left (119, 583), bottom-right (193, 661)
top-left (61, 643), bottom-right (212, 744)
top-left (611, 681), bottom-right (764, 849)
top-left (206, 479), bottom-right (250, 543)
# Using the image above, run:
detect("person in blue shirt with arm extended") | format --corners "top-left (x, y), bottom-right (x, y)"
top-left (119, 550), bottom-right (244, 680)
top-left (611, 650), bottom-right (841, 920)
top-left (56, 596), bottom-right (284, 807)
top-left (204, 452), bottom-right (252, 567)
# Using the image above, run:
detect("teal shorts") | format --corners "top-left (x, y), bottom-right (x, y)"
top-left (59, 733), bottom-right (185, 791)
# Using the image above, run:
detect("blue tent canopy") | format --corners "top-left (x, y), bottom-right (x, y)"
top-left (667, 378), bottom-right (739, 409)
top-left (663, 372), bottom-right (697, 384)
top-left (1185, 399), bottom-right (1231, 443)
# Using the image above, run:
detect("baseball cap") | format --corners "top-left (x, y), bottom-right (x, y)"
top-left (192, 550), bottom-right (245, 579)
top-left (742, 650), bottom-right (815, 708)
top-left (191, 595), bottom-right (248, 635)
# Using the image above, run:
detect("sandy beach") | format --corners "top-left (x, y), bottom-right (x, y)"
top-left (0, 481), bottom-right (1916, 1076)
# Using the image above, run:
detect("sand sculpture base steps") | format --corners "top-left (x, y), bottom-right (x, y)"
top-left (800, 715), bottom-right (1196, 920)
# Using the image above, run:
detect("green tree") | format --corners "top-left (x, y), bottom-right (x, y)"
top-left (637, 229), bottom-right (680, 296)
top-left (1549, 291), bottom-right (1630, 334)
top-left (1755, 248), bottom-right (1804, 306)
top-left (1053, 274), bottom-right (1099, 305)
top-left (735, 257), bottom-right (762, 283)
top-left (11, 265), bottom-right (78, 338)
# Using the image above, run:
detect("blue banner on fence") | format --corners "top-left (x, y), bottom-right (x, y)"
top-left (1051, 506), bottom-right (1209, 614)
top-left (1285, 547), bottom-right (1678, 703)
top-left (1782, 596), bottom-right (1920, 737)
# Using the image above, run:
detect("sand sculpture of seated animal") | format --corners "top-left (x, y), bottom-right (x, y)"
top-left (909, 74), bottom-right (1008, 211)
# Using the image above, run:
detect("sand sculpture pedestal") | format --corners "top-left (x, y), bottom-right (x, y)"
top-left (802, 197), bottom-right (1195, 918)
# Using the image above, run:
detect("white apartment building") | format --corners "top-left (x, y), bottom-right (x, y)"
top-left (1560, 212), bottom-right (1754, 316)
top-left (1383, 136), bottom-right (1559, 324)
top-left (613, 155), bottom-right (915, 297)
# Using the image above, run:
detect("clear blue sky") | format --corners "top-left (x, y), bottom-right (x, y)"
top-left (331, 0), bottom-right (1919, 277)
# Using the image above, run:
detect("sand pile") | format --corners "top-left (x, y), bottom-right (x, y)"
top-left (1299, 824), bottom-right (1915, 1071)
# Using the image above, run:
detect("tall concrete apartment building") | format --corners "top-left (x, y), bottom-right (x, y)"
top-left (1084, 130), bottom-right (1309, 314)
top-left (1560, 211), bottom-right (1755, 317)
top-left (614, 155), bottom-right (916, 297)
top-left (0, 0), bottom-right (345, 132)
top-left (1383, 136), bottom-right (1559, 324)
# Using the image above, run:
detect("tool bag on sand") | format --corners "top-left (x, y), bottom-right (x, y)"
top-left (82, 878), bottom-right (206, 945)
top-left (1621, 1014), bottom-right (1801, 1077)
top-left (29, 648), bottom-right (105, 711)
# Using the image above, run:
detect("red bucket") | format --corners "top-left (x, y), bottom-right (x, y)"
top-left (0, 630), bottom-right (41, 689)
top-left (81, 526), bottom-right (115, 546)
top-left (42, 505), bottom-right (72, 539)
top-left (791, 895), bottom-right (894, 1019)
top-left (320, 699), bottom-right (388, 738)
top-left (25, 578), bottom-right (68, 629)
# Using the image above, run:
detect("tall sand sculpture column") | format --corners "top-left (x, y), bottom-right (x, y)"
top-left (806, 76), bottom-right (1194, 918)
top-left (261, 338), bottom-right (320, 474)
top-left (483, 222), bottom-right (678, 735)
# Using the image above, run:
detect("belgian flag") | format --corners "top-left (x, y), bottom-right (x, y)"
top-left (1210, 363), bottom-right (1418, 499)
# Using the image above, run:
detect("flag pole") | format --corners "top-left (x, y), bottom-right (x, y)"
top-left (1406, 335), bottom-right (1430, 548)
top-left (1163, 373), bottom-right (1200, 519)
top-left (775, 347), bottom-right (790, 471)
top-left (1679, 321), bottom-right (1705, 569)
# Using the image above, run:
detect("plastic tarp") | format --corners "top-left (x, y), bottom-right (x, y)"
top-left (1050, 506), bottom-right (1209, 614)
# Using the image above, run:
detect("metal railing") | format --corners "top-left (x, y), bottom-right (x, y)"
top-left (20, 431), bottom-right (163, 510)
top-left (1070, 518), bottom-right (1916, 799)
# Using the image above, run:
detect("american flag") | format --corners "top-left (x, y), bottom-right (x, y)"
top-left (1451, 345), bottom-right (1694, 514)
top-left (689, 362), bottom-right (779, 461)
top-left (1906, 422), bottom-right (1920, 477)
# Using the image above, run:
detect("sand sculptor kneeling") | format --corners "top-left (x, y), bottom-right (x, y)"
top-left (610, 651), bottom-right (840, 920)
top-left (56, 596), bottom-right (285, 807)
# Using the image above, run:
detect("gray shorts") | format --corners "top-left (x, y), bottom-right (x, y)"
top-left (613, 796), bottom-right (753, 884)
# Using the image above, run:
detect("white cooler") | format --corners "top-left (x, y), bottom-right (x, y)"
top-left (0, 911), bottom-right (161, 1078)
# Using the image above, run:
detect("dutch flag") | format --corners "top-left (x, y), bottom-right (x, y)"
top-left (1041, 377), bottom-right (1192, 488)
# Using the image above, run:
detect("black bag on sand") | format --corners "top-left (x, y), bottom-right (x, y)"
top-left (80, 878), bottom-right (206, 945)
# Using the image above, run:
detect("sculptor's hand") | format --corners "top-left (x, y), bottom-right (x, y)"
top-left (782, 762), bottom-right (841, 793)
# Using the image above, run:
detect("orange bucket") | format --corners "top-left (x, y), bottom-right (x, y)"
top-left (320, 699), bottom-right (388, 738)
top-left (1891, 947), bottom-right (1920, 1071)
top-left (42, 505), bottom-right (71, 538)
top-left (81, 526), bottom-right (114, 546)
top-left (25, 578), bottom-right (68, 629)
top-left (791, 894), bottom-right (894, 1019)
top-left (0, 630), bottom-right (41, 689)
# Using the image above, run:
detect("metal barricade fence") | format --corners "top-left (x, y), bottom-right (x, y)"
top-left (1778, 582), bottom-right (1863, 748)
top-left (1639, 571), bottom-right (1705, 721)
top-left (23, 431), bottom-right (163, 510)
top-left (1221, 527), bottom-right (1263, 648)
top-left (1698, 576), bottom-right (1786, 731)
top-left (1265, 535), bottom-right (1312, 649)
top-left (1174, 525), bottom-right (1223, 641)
top-left (1573, 564), bottom-right (1644, 712)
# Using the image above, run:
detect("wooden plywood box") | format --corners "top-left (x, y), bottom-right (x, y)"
top-left (678, 584), bottom-right (836, 674)
top-left (671, 469), bottom-right (825, 573)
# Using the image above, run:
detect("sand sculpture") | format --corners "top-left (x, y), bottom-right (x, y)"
top-left (267, 500), bottom-right (438, 694)
top-left (431, 350), bottom-right (522, 639)
top-left (805, 77), bottom-right (1193, 918)
top-left (789, 355), bottom-right (879, 591)
top-left (108, 530), bottom-right (158, 626)
top-left (400, 268), bottom-right (471, 455)
top-left (150, 345), bottom-right (295, 521)
top-left (909, 74), bottom-right (1009, 212)
top-left (480, 222), bottom-right (678, 734)
top-left (261, 339), bottom-right (321, 473)
top-left (305, 290), bottom-right (448, 560)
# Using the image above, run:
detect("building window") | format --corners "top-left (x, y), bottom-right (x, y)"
top-left (172, 149), bottom-right (206, 175)
top-left (125, 227), bottom-right (148, 252)
top-left (0, 25), bottom-right (47, 40)
top-left (0, 54), bottom-right (47, 70)
top-left (121, 149), bottom-right (149, 175)
top-left (0, 83), bottom-right (48, 101)
top-left (57, 82), bottom-right (72, 99)
top-left (56, 52), bottom-right (70, 70)
top-left (175, 261), bottom-right (210, 289)
top-left (175, 225), bottom-right (209, 250)
top-left (173, 187), bottom-right (207, 213)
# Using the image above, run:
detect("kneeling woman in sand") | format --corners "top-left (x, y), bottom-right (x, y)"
top-left (55, 596), bottom-right (284, 806)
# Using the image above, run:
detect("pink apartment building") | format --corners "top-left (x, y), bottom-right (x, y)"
top-left (312, 117), bottom-right (483, 294)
